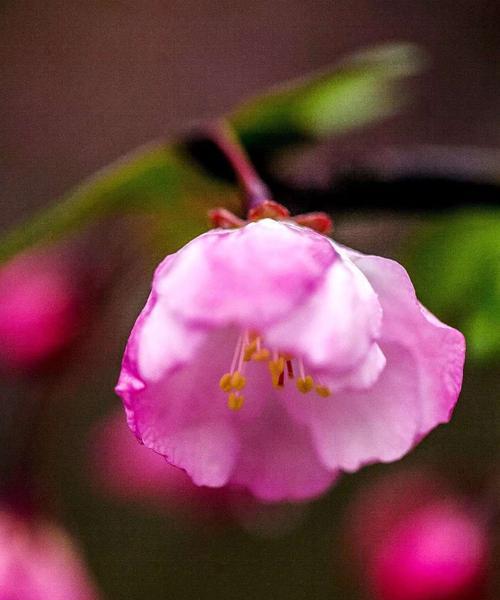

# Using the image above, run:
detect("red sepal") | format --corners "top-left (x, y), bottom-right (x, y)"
top-left (293, 212), bottom-right (333, 235)
top-left (208, 208), bottom-right (246, 229)
top-left (247, 200), bottom-right (290, 221)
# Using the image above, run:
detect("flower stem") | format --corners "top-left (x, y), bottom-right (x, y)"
top-left (208, 120), bottom-right (271, 213)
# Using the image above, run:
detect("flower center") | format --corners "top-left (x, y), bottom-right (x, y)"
top-left (219, 332), bottom-right (331, 411)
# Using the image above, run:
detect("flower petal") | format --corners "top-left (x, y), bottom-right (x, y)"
top-left (117, 323), bottom-right (283, 488)
top-left (265, 247), bottom-right (383, 377)
top-left (231, 397), bottom-right (338, 502)
top-left (284, 254), bottom-right (464, 473)
top-left (321, 342), bottom-right (387, 393)
top-left (154, 219), bottom-right (335, 330)
top-left (286, 342), bottom-right (425, 471)
top-left (348, 252), bottom-right (465, 431)
top-left (156, 421), bottom-right (238, 487)
top-left (116, 291), bottom-right (207, 436)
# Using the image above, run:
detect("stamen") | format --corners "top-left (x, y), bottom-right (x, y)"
top-left (269, 356), bottom-right (285, 387)
top-left (296, 375), bottom-right (314, 393)
top-left (243, 339), bottom-right (257, 361)
top-left (230, 334), bottom-right (244, 374)
top-left (315, 384), bottom-right (331, 397)
top-left (298, 358), bottom-right (306, 381)
top-left (252, 348), bottom-right (270, 361)
top-left (236, 332), bottom-right (248, 373)
top-left (219, 373), bottom-right (233, 392)
top-left (222, 333), bottom-right (331, 411)
top-left (230, 371), bottom-right (246, 390)
top-left (277, 370), bottom-right (285, 388)
top-left (254, 336), bottom-right (265, 359)
top-left (228, 392), bottom-right (244, 411)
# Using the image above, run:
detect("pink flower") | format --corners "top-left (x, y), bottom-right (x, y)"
top-left (116, 218), bottom-right (465, 502)
top-left (0, 252), bottom-right (79, 370)
top-left (344, 470), bottom-right (490, 600)
top-left (0, 509), bottom-right (100, 600)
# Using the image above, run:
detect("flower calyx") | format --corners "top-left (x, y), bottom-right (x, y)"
top-left (208, 200), bottom-right (333, 235)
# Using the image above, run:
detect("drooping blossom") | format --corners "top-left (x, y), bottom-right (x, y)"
top-left (0, 251), bottom-right (79, 370)
top-left (116, 217), bottom-right (465, 502)
top-left (344, 470), bottom-right (490, 600)
top-left (0, 509), bottom-right (100, 600)
top-left (90, 411), bottom-right (308, 535)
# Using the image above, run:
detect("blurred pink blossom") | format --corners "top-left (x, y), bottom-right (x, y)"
top-left (0, 509), bottom-right (100, 600)
top-left (90, 411), bottom-right (308, 534)
top-left (345, 470), bottom-right (491, 600)
top-left (116, 218), bottom-right (465, 502)
top-left (0, 251), bottom-right (80, 370)
top-left (90, 411), bottom-right (238, 520)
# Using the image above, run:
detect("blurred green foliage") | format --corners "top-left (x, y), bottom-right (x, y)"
top-left (406, 210), bottom-right (500, 361)
top-left (0, 146), bottom-right (236, 263)
top-left (0, 43), bottom-right (421, 264)
top-left (231, 43), bottom-right (423, 150)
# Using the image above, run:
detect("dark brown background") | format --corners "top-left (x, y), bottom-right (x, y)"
top-left (1, 0), bottom-right (499, 229)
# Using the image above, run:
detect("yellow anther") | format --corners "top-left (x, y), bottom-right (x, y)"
top-left (228, 392), bottom-right (244, 411)
top-left (296, 376), bottom-right (314, 393)
top-left (252, 348), bottom-right (270, 361)
top-left (230, 371), bottom-right (246, 390)
top-left (315, 385), bottom-right (331, 398)
top-left (268, 357), bottom-right (285, 388)
top-left (268, 357), bottom-right (285, 378)
top-left (219, 373), bottom-right (233, 392)
top-left (243, 340), bottom-right (258, 361)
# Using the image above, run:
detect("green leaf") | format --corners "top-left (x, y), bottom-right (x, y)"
top-left (0, 145), bottom-right (235, 263)
top-left (406, 210), bottom-right (500, 361)
top-left (230, 43), bottom-right (424, 150)
top-left (0, 43), bottom-right (422, 263)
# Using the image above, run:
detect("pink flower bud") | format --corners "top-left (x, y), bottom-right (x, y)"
top-left (0, 252), bottom-right (79, 370)
top-left (345, 471), bottom-right (490, 600)
top-left (372, 502), bottom-right (490, 600)
top-left (0, 509), bottom-right (100, 599)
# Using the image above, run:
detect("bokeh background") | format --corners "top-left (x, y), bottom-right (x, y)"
top-left (1, 2), bottom-right (499, 599)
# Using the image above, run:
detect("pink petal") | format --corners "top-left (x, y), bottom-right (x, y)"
top-left (158, 420), bottom-right (238, 487)
top-left (122, 290), bottom-right (206, 384)
top-left (116, 290), bottom-right (208, 436)
top-left (117, 325), bottom-right (244, 487)
top-left (154, 219), bottom-right (335, 330)
top-left (322, 342), bottom-right (386, 393)
top-left (231, 396), bottom-right (338, 502)
top-left (349, 253), bottom-right (465, 431)
top-left (265, 249), bottom-right (383, 377)
top-left (118, 322), bottom-right (278, 489)
top-left (285, 254), bottom-right (464, 473)
top-left (292, 343), bottom-right (429, 470)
